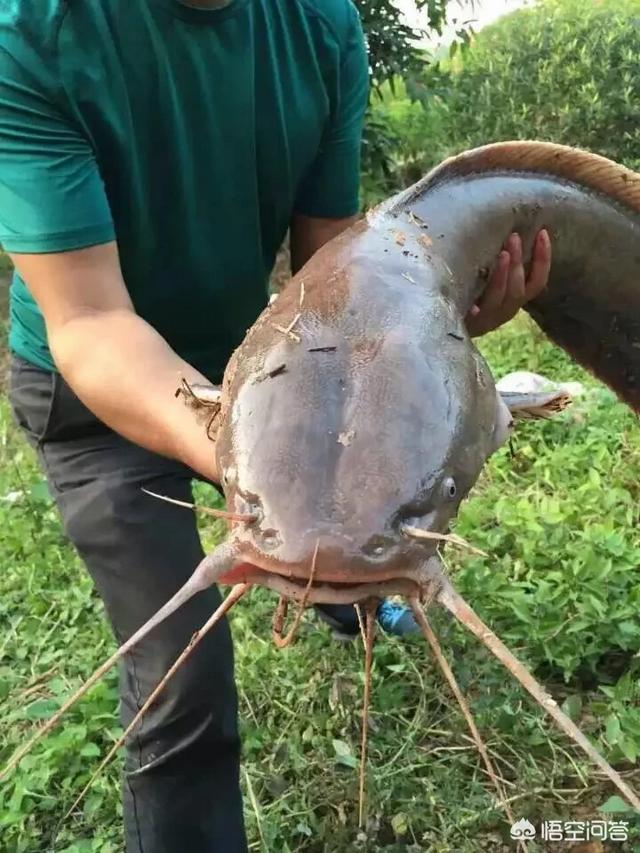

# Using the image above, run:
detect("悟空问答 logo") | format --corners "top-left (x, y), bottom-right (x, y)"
top-left (510, 818), bottom-right (536, 840)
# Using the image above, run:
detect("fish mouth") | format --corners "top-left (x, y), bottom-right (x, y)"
top-left (221, 524), bottom-right (481, 604)
top-left (219, 552), bottom-right (442, 605)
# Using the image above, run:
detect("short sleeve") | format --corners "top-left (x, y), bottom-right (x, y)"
top-left (294, 5), bottom-right (369, 219)
top-left (0, 46), bottom-right (115, 254)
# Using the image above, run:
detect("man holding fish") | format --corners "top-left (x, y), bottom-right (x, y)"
top-left (0, 0), bottom-right (551, 849)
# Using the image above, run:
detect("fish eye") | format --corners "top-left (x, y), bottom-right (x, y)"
top-left (443, 477), bottom-right (457, 500)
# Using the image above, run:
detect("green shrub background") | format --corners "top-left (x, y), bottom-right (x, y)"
top-left (365, 0), bottom-right (640, 203)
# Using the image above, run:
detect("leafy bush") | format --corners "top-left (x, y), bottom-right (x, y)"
top-left (355, 0), bottom-right (452, 205)
top-left (355, 0), bottom-right (448, 89)
top-left (367, 0), bottom-right (640, 196)
top-left (362, 79), bottom-right (448, 204)
top-left (434, 0), bottom-right (640, 163)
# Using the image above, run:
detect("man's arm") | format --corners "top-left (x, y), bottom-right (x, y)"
top-left (10, 243), bottom-right (221, 482)
top-left (289, 213), bottom-right (359, 274)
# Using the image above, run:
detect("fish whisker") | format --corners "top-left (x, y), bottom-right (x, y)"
top-left (271, 540), bottom-right (319, 648)
top-left (359, 601), bottom-right (377, 829)
top-left (141, 488), bottom-right (257, 523)
top-left (409, 596), bottom-right (519, 841)
top-left (402, 525), bottom-right (488, 557)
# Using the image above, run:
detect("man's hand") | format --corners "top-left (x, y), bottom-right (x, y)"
top-left (465, 229), bottom-right (551, 337)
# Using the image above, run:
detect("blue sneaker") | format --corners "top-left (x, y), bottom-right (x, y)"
top-left (376, 599), bottom-right (421, 637)
top-left (315, 600), bottom-right (421, 640)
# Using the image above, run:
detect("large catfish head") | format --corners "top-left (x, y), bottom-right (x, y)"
top-left (214, 221), bottom-right (512, 590)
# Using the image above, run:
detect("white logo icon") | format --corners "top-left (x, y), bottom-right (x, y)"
top-left (510, 818), bottom-right (536, 840)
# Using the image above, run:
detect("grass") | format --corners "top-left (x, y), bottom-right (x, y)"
top-left (0, 289), bottom-right (639, 851)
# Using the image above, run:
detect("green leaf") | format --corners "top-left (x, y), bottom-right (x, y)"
top-left (332, 739), bottom-right (351, 758)
top-left (265, 774), bottom-right (288, 797)
top-left (606, 714), bottom-right (622, 744)
top-left (620, 737), bottom-right (638, 764)
top-left (561, 694), bottom-right (582, 721)
top-left (332, 740), bottom-right (357, 768)
top-left (335, 754), bottom-right (357, 769)
top-left (599, 795), bottom-right (632, 814)
top-left (25, 699), bottom-right (60, 720)
top-left (391, 812), bottom-right (409, 837)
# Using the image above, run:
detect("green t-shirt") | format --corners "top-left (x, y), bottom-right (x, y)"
top-left (0, 0), bottom-right (368, 382)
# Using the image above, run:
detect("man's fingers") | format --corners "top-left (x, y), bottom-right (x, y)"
top-left (505, 232), bottom-right (522, 263)
top-left (466, 228), bottom-right (552, 337)
top-left (504, 233), bottom-right (526, 303)
top-left (465, 250), bottom-right (509, 335)
top-left (478, 250), bottom-right (509, 313)
top-left (525, 229), bottom-right (551, 301)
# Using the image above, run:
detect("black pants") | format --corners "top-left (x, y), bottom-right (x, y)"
top-left (9, 355), bottom-right (358, 852)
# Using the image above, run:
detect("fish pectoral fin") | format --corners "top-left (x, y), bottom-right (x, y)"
top-left (499, 389), bottom-right (572, 419)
